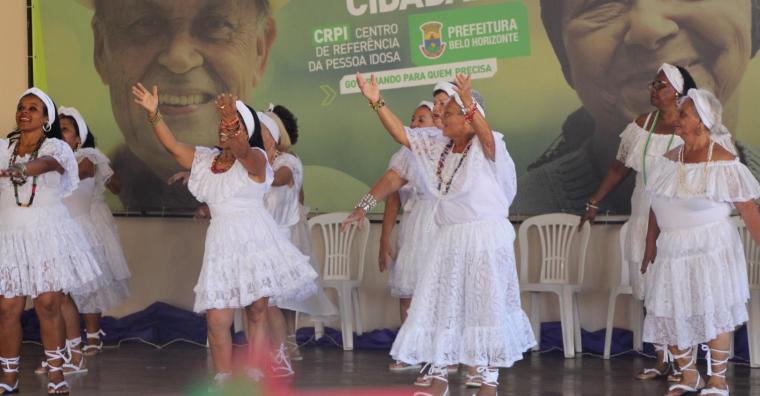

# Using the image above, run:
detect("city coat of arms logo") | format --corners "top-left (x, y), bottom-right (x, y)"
top-left (419, 21), bottom-right (446, 59)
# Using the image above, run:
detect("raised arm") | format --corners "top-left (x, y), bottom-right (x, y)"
top-left (580, 160), bottom-right (632, 225)
top-left (453, 73), bottom-right (495, 161)
top-left (131, 83), bottom-right (195, 170)
top-left (735, 200), bottom-right (760, 246)
top-left (640, 209), bottom-right (660, 274)
top-left (355, 73), bottom-right (410, 148)
top-left (216, 94), bottom-right (269, 182)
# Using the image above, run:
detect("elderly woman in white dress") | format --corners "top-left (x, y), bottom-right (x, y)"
top-left (641, 88), bottom-right (760, 396)
top-left (581, 63), bottom-right (697, 381)
top-left (343, 73), bottom-right (536, 396)
top-left (0, 88), bottom-right (103, 395)
top-left (131, 84), bottom-right (317, 385)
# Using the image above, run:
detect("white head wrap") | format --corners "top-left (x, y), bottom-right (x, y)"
top-left (58, 106), bottom-right (88, 143)
top-left (658, 63), bottom-right (685, 95)
top-left (19, 87), bottom-right (55, 129)
top-left (683, 88), bottom-right (736, 154)
top-left (417, 101), bottom-right (434, 112)
top-left (235, 100), bottom-right (255, 139)
top-left (257, 111), bottom-right (281, 143)
top-left (433, 81), bottom-right (457, 97)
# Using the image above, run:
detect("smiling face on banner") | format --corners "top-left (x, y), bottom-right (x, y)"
top-left (91, 0), bottom-right (276, 178)
top-left (554, 0), bottom-right (752, 128)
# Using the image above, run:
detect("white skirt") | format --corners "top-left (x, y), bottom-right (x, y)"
top-left (624, 214), bottom-right (649, 300)
top-left (390, 218), bottom-right (536, 367)
top-left (69, 200), bottom-right (131, 313)
top-left (274, 218), bottom-right (339, 322)
top-left (0, 204), bottom-right (102, 298)
top-left (193, 208), bottom-right (318, 313)
top-left (643, 219), bottom-right (749, 348)
top-left (388, 199), bottom-right (438, 298)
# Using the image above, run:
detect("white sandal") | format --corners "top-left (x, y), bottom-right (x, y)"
top-left (45, 348), bottom-right (70, 395)
top-left (62, 337), bottom-right (87, 375)
top-left (470, 367), bottom-right (499, 396)
top-left (666, 346), bottom-right (704, 396)
top-left (699, 345), bottom-right (730, 395)
top-left (82, 330), bottom-right (106, 356)
top-left (0, 356), bottom-right (20, 394)
top-left (637, 344), bottom-right (673, 380)
top-left (413, 365), bottom-right (448, 396)
top-left (270, 343), bottom-right (294, 378)
top-left (389, 360), bottom-right (422, 373)
top-left (465, 366), bottom-right (483, 388)
top-left (285, 335), bottom-right (303, 362)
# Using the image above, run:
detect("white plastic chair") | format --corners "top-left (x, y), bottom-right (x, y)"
top-left (734, 217), bottom-right (760, 367)
top-left (603, 222), bottom-right (644, 359)
top-left (519, 213), bottom-right (590, 358)
top-left (309, 212), bottom-right (370, 351)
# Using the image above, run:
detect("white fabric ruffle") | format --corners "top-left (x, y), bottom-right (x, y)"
top-left (89, 200), bottom-right (131, 281)
top-left (616, 122), bottom-right (681, 173)
top-left (188, 146), bottom-right (273, 203)
top-left (646, 156), bottom-right (760, 203)
top-left (76, 147), bottom-right (114, 195)
top-left (643, 220), bottom-right (749, 348)
top-left (390, 219), bottom-right (536, 367)
top-left (388, 198), bottom-right (438, 298)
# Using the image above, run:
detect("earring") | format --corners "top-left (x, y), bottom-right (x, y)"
top-left (43, 123), bottom-right (51, 133)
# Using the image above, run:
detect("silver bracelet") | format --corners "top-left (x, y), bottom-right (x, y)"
top-left (9, 162), bottom-right (28, 184)
top-left (355, 193), bottom-right (378, 213)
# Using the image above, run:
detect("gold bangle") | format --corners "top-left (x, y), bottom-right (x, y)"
top-left (147, 110), bottom-right (162, 126)
top-left (370, 98), bottom-right (386, 112)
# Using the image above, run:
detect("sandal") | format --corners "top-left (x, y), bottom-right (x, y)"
top-left (414, 363), bottom-right (433, 387)
top-left (470, 367), bottom-right (499, 396)
top-left (699, 345), bottom-right (730, 395)
top-left (465, 366), bottom-right (483, 388)
top-left (0, 356), bottom-right (20, 394)
top-left (413, 365), bottom-right (448, 396)
top-left (45, 348), bottom-right (70, 395)
top-left (62, 337), bottom-right (87, 374)
top-left (270, 343), bottom-right (294, 378)
top-left (636, 344), bottom-right (672, 380)
top-left (389, 360), bottom-right (422, 373)
top-left (665, 346), bottom-right (704, 396)
top-left (285, 335), bottom-right (303, 362)
top-left (82, 330), bottom-right (106, 356)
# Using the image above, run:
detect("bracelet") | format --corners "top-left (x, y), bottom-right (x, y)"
top-left (585, 201), bottom-right (599, 211)
top-left (370, 98), bottom-right (386, 112)
top-left (463, 102), bottom-right (478, 122)
top-left (355, 193), bottom-right (378, 213)
top-left (147, 110), bottom-right (162, 126)
top-left (8, 162), bottom-right (27, 184)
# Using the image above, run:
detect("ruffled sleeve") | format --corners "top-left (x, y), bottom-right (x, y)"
top-left (491, 132), bottom-right (517, 205)
top-left (616, 122), bottom-right (646, 170)
top-left (272, 153), bottom-right (303, 190)
top-left (386, 147), bottom-right (414, 181)
top-left (76, 148), bottom-right (114, 194)
top-left (0, 139), bottom-right (9, 166)
top-left (646, 156), bottom-right (760, 203)
top-left (38, 138), bottom-right (79, 197)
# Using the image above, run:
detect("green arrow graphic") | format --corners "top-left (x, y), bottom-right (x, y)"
top-left (320, 84), bottom-right (336, 106)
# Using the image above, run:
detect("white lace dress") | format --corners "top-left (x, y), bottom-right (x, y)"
top-left (188, 147), bottom-right (318, 313)
top-left (264, 153), bottom-right (338, 321)
top-left (389, 128), bottom-right (536, 367)
top-left (65, 148), bottom-right (130, 313)
top-left (0, 138), bottom-right (102, 298)
top-left (616, 115), bottom-right (683, 299)
top-left (643, 147), bottom-right (760, 348)
top-left (386, 146), bottom-right (426, 298)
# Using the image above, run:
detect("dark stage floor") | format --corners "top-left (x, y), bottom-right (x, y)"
top-left (10, 342), bottom-right (760, 395)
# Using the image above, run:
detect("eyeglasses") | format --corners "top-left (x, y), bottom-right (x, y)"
top-left (648, 80), bottom-right (670, 91)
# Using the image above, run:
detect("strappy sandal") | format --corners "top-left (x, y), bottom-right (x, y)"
top-left (82, 330), bottom-right (106, 356)
top-left (62, 337), bottom-right (87, 374)
top-left (699, 345), bottom-right (730, 395)
top-left (285, 335), bottom-right (303, 362)
top-left (413, 365), bottom-right (448, 396)
top-left (389, 360), bottom-right (422, 373)
top-left (465, 366), bottom-right (483, 388)
top-left (270, 343), bottom-right (294, 378)
top-left (470, 367), bottom-right (499, 396)
top-left (45, 348), bottom-right (70, 395)
top-left (636, 344), bottom-right (672, 380)
top-left (414, 363), bottom-right (433, 387)
top-left (665, 346), bottom-right (704, 396)
top-left (0, 356), bottom-right (20, 394)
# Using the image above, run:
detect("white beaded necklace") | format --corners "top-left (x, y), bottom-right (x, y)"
top-left (676, 140), bottom-right (714, 196)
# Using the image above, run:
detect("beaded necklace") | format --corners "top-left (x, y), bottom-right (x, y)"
top-left (641, 111), bottom-right (675, 186)
top-left (211, 151), bottom-right (235, 174)
top-left (677, 140), bottom-right (714, 196)
top-left (435, 140), bottom-right (472, 195)
top-left (9, 136), bottom-right (46, 207)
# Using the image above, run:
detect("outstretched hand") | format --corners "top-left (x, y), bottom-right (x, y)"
top-left (355, 72), bottom-right (381, 103)
top-left (131, 83), bottom-right (159, 114)
top-left (340, 207), bottom-right (367, 233)
top-left (452, 73), bottom-right (473, 107)
top-left (167, 171), bottom-right (191, 186)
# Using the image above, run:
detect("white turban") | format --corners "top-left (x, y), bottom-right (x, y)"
top-left (235, 100), bottom-right (255, 139)
top-left (58, 106), bottom-right (88, 143)
top-left (417, 101), bottom-right (434, 112)
top-left (658, 63), bottom-right (685, 95)
top-left (19, 87), bottom-right (55, 129)
top-left (257, 111), bottom-right (281, 143)
top-left (433, 81), bottom-right (456, 97)
top-left (684, 88), bottom-right (736, 154)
